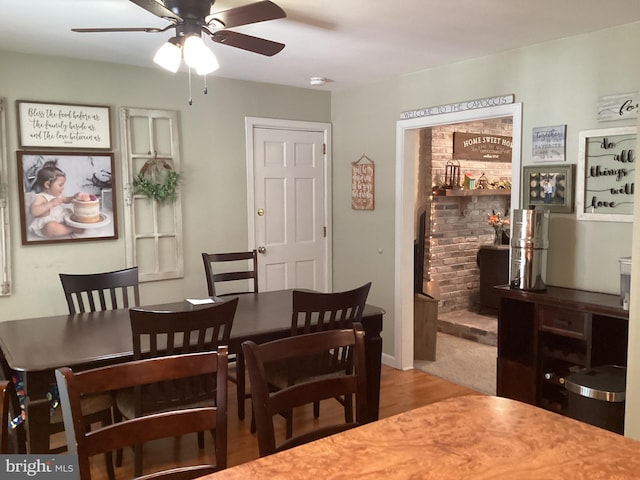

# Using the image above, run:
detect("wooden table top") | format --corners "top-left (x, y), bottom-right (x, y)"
top-left (202, 395), bottom-right (640, 479)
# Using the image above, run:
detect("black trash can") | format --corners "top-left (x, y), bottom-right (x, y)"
top-left (564, 365), bottom-right (626, 434)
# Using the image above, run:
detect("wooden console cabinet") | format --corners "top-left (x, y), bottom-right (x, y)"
top-left (495, 286), bottom-right (628, 416)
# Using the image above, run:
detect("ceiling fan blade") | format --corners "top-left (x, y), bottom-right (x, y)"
top-left (129, 0), bottom-right (182, 22)
top-left (207, 0), bottom-right (286, 29)
top-left (209, 30), bottom-right (285, 56)
top-left (72, 26), bottom-right (167, 33)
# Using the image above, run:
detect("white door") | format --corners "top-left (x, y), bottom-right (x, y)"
top-left (247, 118), bottom-right (331, 292)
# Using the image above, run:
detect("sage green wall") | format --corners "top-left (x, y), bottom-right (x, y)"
top-left (0, 50), bottom-right (330, 321)
top-left (331, 23), bottom-right (640, 436)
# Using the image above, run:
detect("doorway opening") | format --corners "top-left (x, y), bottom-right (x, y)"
top-left (394, 103), bottom-right (522, 371)
top-left (417, 118), bottom-right (513, 315)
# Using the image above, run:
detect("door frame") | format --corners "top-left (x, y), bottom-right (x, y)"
top-left (245, 117), bottom-right (333, 292)
top-left (394, 103), bottom-right (523, 370)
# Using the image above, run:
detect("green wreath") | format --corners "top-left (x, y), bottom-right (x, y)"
top-left (133, 158), bottom-right (181, 204)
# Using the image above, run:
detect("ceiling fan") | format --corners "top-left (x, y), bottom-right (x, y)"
top-left (72, 0), bottom-right (286, 74)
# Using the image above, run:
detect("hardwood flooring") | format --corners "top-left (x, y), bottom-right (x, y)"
top-left (89, 366), bottom-right (478, 479)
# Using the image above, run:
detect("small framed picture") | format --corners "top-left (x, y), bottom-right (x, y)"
top-left (522, 164), bottom-right (574, 213)
top-left (532, 125), bottom-right (566, 162)
top-left (17, 151), bottom-right (117, 245)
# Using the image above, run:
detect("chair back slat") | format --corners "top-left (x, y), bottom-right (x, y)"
top-left (202, 250), bottom-right (258, 297)
top-left (59, 267), bottom-right (140, 314)
top-left (242, 324), bottom-right (367, 457)
top-left (292, 282), bottom-right (371, 334)
top-left (56, 350), bottom-right (228, 480)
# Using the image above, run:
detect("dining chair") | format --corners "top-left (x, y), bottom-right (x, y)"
top-left (115, 298), bottom-right (237, 477)
top-left (201, 250), bottom-right (258, 297)
top-left (0, 268), bottom-right (139, 458)
top-left (0, 356), bottom-right (113, 462)
top-left (243, 282), bottom-right (371, 436)
top-left (56, 349), bottom-right (228, 480)
top-left (201, 250), bottom-right (257, 423)
top-left (59, 266), bottom-right (140, 314)
top-left (285, 282), bottom-right (371, 434)
top-left (1, 380), bottom-right (19, 454)
top-left (53, 267), bottom-right (141, 457)
top-left (0, 363), bottom-right (27, 455)
top-left (0, 381), bottom-right (8, 454)
top-left (242, 324), bottom-right (367, 457)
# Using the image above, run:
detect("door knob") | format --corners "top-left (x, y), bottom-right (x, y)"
top-left (257, 208), bottom-right (265, 216)
top-left (257, 246), bottom-right (266, 254)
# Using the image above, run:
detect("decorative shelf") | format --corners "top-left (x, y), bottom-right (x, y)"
top-left (433, 188), bottom-right (511, 197)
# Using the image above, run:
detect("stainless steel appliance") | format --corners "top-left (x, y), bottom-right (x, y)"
top-left (509, 209), bottom-right (549, 291)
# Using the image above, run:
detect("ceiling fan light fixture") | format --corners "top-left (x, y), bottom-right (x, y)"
top-left (183, 34), bottom-right (219, 75)
top-left (153, 38), bottom-right (182, 73)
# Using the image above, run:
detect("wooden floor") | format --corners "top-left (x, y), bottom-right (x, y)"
top-left (90, 366), bottom-right (478, 479)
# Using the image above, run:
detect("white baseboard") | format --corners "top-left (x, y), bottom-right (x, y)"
top-left (382, 352), bottom-right (412, 370)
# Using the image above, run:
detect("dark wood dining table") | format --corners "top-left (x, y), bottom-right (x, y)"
top-left (0, 289), bottom-right (384, 453)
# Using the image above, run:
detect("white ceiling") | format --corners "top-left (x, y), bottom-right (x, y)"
top-left (3, 0), bottom-right (640, 92)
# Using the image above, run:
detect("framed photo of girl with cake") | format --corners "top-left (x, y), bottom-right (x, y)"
top-left (17, 151), bottom-right (117, 245)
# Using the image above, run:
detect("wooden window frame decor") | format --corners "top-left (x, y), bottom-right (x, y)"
top-left (351, 155), bottom-right (374, 210)
top-left (522, 164), bottom-right (574, 213)
top-left (0, 98), bottom-right (11, 295)
top-left (16, 100), bottom-right (111, 150)
top-left (120, 106), bottom-right (184, 282)
top-left (576, 126), bottom-right (636, 222)
top-left (17, 151), bottom-right (117, 245)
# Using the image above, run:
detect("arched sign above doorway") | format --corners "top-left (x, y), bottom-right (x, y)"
top-left (399, 94), bottom-right (515, 120)
top-left (393, 100), bottom-right (523, 371)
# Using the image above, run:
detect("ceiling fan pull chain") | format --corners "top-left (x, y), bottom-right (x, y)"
top-left (204, 74), bottom-right (208, 95)
top-left (188, 67), bottom-right (193, 106)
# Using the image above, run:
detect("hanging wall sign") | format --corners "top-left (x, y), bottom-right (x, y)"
top-left (351, 155), bottom-right (375, 210)
top-left (16, 100), bottom-right (111, 150)
top-left (399, 94), bottom-right (514, 120)
top-left (452, 132), bottom-right (512, 161)
top-left (597, 92), bottom-right (638, 122)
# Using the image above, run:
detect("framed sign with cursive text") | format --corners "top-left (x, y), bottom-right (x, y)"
top-left (576, 126), bottom-right (636, 222)
top-left (16, 100), bottom-right (111, 150)
top-left (597, 92), bottom-right (638, 122)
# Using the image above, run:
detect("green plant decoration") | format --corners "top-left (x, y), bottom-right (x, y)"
top-left (133, 157), bottom-right (181, 204)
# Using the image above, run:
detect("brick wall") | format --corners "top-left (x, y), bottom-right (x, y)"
top-left (430, 194), bottom-right (510, 312)
top-left (418, 118), bottom-right (512, 313)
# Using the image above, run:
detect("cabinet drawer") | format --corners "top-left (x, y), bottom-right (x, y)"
top-left (539, 306), bottom-right (589, 339)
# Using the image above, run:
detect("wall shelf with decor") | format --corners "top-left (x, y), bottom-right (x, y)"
top-left (433, 188), bottom-right (511, 198)
top-left (433, 188), bottom-right (511, 215)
